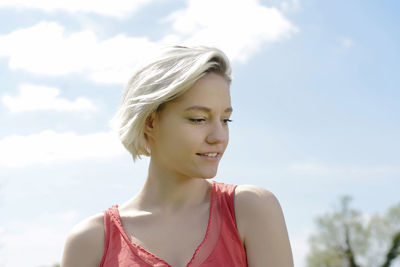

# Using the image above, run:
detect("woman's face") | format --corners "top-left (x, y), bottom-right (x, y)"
top-left (146, 72), bottom-right (232, 180)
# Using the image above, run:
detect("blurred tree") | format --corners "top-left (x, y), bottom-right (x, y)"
top-left (307, 196), bottom-right (400, 267)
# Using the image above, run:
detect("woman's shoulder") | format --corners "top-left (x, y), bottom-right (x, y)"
top-left (61, 212), bottom-right (105, 267)
top-left (234, 184), bottom-right (294, 266)
top-left (234, 184), bottom-right (284, 228)
top-left (233, 184), bottom-right (283, 241)
top-left (234, 184), bottom-right (278, 205)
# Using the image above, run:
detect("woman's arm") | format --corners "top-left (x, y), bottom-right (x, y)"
top-left (61, 213), bottom-right (105, 267)
top-left (235, 185), bottom-right (294, 267)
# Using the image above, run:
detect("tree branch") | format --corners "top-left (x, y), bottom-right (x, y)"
top-left (344, 224), bottom-right (360, 267)
top-left (381, 231), bottom-right (400, 267)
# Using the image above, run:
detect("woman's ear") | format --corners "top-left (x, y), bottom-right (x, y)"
top-left (144, 112), bottom-right (157, 140)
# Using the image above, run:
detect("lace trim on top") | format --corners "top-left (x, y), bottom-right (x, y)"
top-left (108, 181), bottom-right (220, 267)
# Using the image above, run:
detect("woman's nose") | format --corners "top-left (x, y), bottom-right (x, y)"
top-left (206, 119), bottom-right (228, 144)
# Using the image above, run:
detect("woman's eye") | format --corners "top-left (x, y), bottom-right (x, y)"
top-left (189, 118), bottom-right (233, 124)
top-left (189, 118), bottom-right (205, 123)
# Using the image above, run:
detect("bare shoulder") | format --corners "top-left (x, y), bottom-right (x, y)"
top-left (61, 212), bottom-right (105, 267)
top-left (235, 184), bottom-right (279, 209)
top-left (234, 184), bottom-right (294, 267)
top-left (235, 185), bottom-right (282, 224)
top-left (234, 185), bottom-right (282, 234)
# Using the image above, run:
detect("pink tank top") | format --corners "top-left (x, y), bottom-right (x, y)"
top-left (99, 181), bottom-right (248, 266)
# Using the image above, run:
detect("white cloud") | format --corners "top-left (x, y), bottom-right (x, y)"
top-left (58, 210), bottom-right (79, 222)
top-left (1, 210), bottom-right (80, 267)
top-left (166, 0), bottom-right (298, 62)
top-left (339, 37), bottom-right (355, 49)
top-left (2, 83), bottom-right (97, 113)
top-left (266, 0), bottom-right (301, 12)
top-left (0, 226), bottom-right (4, 266)
top-left (0, 130), bottom-right (126, 167)
top-left (0, 1), bottom-right (297, 84)
top-left (0, 0), bottom-right (152, 18)
top-left (0, 22), bottom-right (162, 83)
top-left (290, 161), bottom-right (400, 182)
top-left (289, 228), bottom-right (313, 267)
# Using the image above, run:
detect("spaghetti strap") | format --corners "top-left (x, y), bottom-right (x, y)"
top-left (99, 208), bottom-right (111, 267)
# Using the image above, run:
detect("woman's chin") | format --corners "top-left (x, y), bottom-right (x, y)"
top-left (198, 170), bottom-right (218, 179)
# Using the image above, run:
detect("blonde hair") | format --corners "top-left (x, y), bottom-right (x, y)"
top-left (111, 45), bottom-right (232, 162)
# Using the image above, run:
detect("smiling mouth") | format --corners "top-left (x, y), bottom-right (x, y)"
top-left (196, 153), bottom-right (220, 160)
top-left (197, 152), bottom-right (218, 157)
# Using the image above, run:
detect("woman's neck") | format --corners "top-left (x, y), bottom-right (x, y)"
top-left (127, 158), bottom-right (213, 215)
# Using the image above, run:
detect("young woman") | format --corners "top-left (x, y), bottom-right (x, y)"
top-left (61, 46), bottom-right (294, 267)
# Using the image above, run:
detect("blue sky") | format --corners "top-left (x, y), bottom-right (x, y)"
top-left (0, 0), bottom-right (399, 266)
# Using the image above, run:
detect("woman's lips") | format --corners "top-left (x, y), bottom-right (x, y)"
top-left (196, 153), bottom-right (220, 161)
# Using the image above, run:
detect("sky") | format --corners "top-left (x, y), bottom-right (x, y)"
top-left (0, 0), bottom-right (399, 266)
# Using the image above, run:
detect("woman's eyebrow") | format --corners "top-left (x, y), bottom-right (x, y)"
top-left (184, 105), bottom-right (233, 113)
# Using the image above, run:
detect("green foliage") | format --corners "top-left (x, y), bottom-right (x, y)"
top-left (307, 196), bottom-right (400, 267)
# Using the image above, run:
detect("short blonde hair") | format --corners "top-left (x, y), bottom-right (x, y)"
top-left (111, 45), bottom-right (232, 162)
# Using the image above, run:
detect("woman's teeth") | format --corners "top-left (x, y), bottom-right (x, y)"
top-left (199, 153), bottom-right (218, 157)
